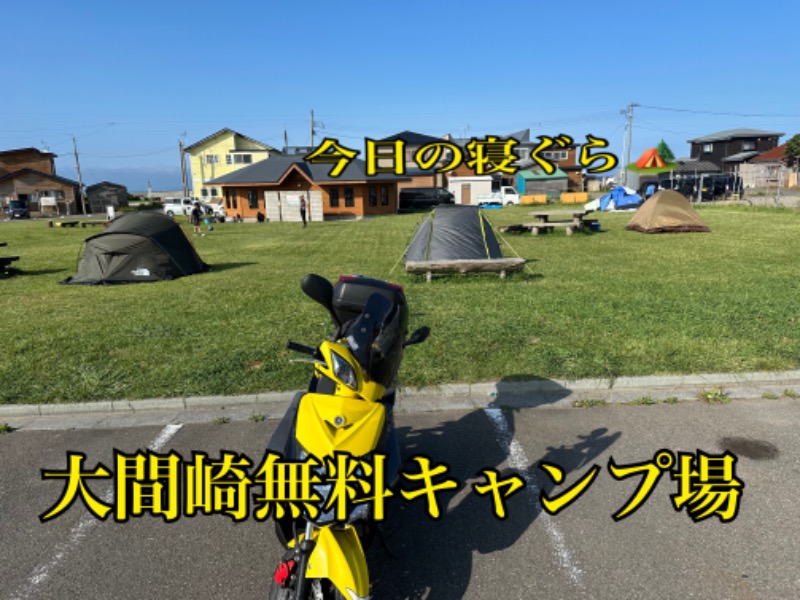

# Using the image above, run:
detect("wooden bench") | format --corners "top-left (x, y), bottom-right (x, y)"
top-left (49, 220), bottom-right (80, 228)
top-left (1, 255), bottom-right (19, 275)
top-left (527, 220), bottom-right (582, 235)
top-left (497, 224), bottom-right (531, 233)
top-left (80, 220), bottom-right (109, 228)
top-left (406, 258), bottom-right (527, 281)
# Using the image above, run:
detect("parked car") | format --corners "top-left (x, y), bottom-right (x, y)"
top-left (399, 187), bottom-right (454, 210)
top-left (162, 197), bottom-right (198, 217)
top-left (478, 186), bottom-right (520, 205)
top-left (8, 199), bottom-right (30, 219)
top-left (207, 202), bottom-right (226, 218)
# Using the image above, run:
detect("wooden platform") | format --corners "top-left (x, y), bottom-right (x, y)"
top-left (405, 257), bottom-right (526, 281)
top-left (80, 220), bottom-right (109, 228)
top-left (49, 220), bottom-right (79, 228)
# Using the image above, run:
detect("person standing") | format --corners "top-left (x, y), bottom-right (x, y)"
top-left (299, 194), bottom-right (307, 228)
top-left (190, 202), bottom-right (203, 235)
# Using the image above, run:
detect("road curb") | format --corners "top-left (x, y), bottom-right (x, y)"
top-left (2, 369), bottom-right (800, 418)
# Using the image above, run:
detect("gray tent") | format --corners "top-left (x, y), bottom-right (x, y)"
top-left (403, 205), bottom-right (525, 279)
top-left (404, 205), bottom-right (503, 262)
top-left (62, 212), bottom-right (208, 285)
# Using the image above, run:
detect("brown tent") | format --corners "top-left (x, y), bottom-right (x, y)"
top-left (626, 190), bottom-right (710, 233)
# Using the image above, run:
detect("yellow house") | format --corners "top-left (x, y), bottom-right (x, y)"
top-left (184, 128), bottom-right (280, 201)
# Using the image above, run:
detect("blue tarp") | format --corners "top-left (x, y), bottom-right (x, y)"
top-left (598, 186), bottom-right (643, 211)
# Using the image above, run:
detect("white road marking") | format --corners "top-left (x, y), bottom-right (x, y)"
top-left (8, 423), bottom-right (184, 600)
top-left (483, 408), bottom-right (584, 588)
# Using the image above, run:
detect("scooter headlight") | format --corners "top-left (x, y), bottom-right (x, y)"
top-left (330, 351), bottom-right (358, 391)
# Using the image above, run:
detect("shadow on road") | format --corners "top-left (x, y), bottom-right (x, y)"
top-left (369, 376), bottom-right (621, 599)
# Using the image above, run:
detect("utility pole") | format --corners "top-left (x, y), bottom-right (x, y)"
top-left (72, 136), bottom-right (86, 215)
top-left (310, 110), bottom-right (315, 147)
top-left (623, 102), bottom-right (638, 185)
top-left (179, 138), bottom-right (189, 198)
top-left (284, 127), bottom-right (289, 153)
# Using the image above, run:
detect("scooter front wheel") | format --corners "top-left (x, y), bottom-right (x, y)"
top-left (268, 577), bottom-right (345, 600)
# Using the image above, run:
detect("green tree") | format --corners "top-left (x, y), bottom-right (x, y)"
top-left (784, 133), bottom-right (800, 168)
top-left (656, 139), bottom-right (676, 162)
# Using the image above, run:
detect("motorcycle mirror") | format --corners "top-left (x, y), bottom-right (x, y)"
top-left (300, 274), bottom-right (340, 327)
top-left (403, 326), bottom-right (430, 348)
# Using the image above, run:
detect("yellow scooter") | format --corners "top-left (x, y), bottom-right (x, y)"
top-left (267, 274), bottom-right (429, 600)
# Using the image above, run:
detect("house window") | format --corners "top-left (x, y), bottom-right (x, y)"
top-left (380, 186), bottom-right (389, 205)
top-left (368, 187), bottom-right (377, 207)
top-left (248, 189), bottom-right (259, 209)
top-left (210, 187), bottom-right (219, 197)
top-left (742, 141), bottom-right (755, 151)
top-left (344, 187), bottom-right (354, 207)
top-left (329, 188), bottom-right (340, 208)
top-left (201, 188), bottom-right (209, 197)
top-left (226, 154), bottom-right (253, 165)
top-left (703, 143), bottom-right (713, 153)
top-left (205, 154), bottom-right (219, 164)
top-left (543, 150), bottom-right (568, 161)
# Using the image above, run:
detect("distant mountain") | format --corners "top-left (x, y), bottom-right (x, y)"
top-left (56, 164), bottom-right (182, 192)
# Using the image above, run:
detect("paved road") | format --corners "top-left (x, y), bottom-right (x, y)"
top-left (2, 398), bottom-right (799, 599)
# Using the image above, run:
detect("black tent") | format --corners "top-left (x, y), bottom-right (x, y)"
top-left (62, 212), bottom-right (209, 285)
top-left (404, 205), bottom-right (503, 262)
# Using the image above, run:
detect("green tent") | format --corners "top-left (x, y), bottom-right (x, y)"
top-left (62, 212), bottom-right (208, 285)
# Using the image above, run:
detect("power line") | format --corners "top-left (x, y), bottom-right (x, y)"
top-left (83, 147), bottom-right (174, 159)
top-left (639, 104), bottom-right (800, 118)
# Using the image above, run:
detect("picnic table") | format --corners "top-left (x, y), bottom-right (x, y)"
top-left (499, 209), bottom-right (597, 236)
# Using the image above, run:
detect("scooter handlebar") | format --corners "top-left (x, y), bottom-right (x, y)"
top-left (285, 341), bottom-right (317, 356)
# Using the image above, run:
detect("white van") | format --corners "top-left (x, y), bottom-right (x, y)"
top-left (162, 197), bottom-right (196, 217)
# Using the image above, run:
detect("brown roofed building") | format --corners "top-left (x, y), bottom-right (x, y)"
top-left (0, 147), bottom-right (57, 177)
top-left (0, 148), bottom-right (81, 216)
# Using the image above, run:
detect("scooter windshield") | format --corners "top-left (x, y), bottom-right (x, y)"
top-left (345, 292), bottom-right (399, 373)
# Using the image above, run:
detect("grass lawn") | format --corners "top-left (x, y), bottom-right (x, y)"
top-left (1, 204), bottom-right (798, 405)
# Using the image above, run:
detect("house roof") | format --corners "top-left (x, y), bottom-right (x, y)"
top-left (207, 155), bottom-right (410, 185)
top-left (507, 128), bottom-right (531, 143)
top-left (377, 131), bottom-right (448, 145)
top-left (671, 160), bottom-right (721, 174)
top-left (687, 129), bottom-right (784, 143)
top-left (0, 147), bottom-right (57, 158)
top-left (518, 166), bottom-right (568, 180)
top-left (751, 143), bottom-right (787, 163)
top-left (184, 128), bottom-right (278, 152)
top-left (722, 151), bottom-right (760, 163)
top-left (86, 181), bottom-right (128, 191)
top-left (0, 168), bottom-right (79, 186)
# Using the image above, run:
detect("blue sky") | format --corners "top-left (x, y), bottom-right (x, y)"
top-left (4, 0), bottom-right (799, 191)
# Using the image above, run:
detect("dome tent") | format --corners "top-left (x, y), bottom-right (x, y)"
top-left (585, 185), bottom-right (643, 212)
top-left (625, 190), bottom-right (710, 233)
top-left (62, 212), bottom-right (209, 285)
